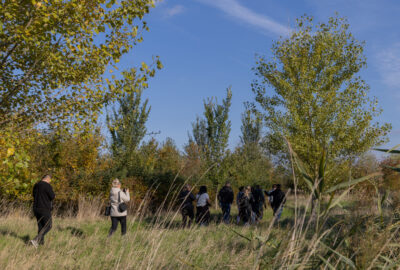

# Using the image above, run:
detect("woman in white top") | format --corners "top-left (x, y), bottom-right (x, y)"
top-left (196, 186), bottom-right (211, 225)
top-left (108, 179), bottom-right (130, 237)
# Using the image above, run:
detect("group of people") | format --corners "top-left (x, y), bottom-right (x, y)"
top-left (178, 182), bottom-right (286, 227)
top-left (29, 175), bottom-right (286, 247)
top-left (29, 175), bottom-right (132, 246)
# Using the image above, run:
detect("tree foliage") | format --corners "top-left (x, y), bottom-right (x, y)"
top-left (252, 15), bottom-right (391, 187)
top-left (189, 88), bottom-right (232, 189)
top-left (0, 0), bottom-right (158, 129)
top-left (107, 70), bottom-right (150, 159)
top-left (240, 103), bottom-right (263, 146)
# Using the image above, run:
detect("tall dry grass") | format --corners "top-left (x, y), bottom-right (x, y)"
top-left (1, 187), bottom-right (400, 269)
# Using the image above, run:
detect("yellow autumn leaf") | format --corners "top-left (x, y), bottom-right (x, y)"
top-left (7, 147), bottom-right (15, 157)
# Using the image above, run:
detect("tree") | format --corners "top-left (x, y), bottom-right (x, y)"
top-left (240, 103), bottom-right (263, 145)
top-left (252, 15), bottom-right (391, 193)
top-left (189, 88), bottom-right (232, 196)
top-left (107, 70), bottom-right (150, 177)
top-left (0, 0), bottom-right (160, 130)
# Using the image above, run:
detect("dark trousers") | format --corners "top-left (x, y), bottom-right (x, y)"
top-left (196, 206), bottom-right (210, 225)
top-left (181, 206), bottom-right (194, 228)
top-left (254, 203), bottom-right (264, 221)
top-left (239, 207), bottom-right (251, 224)
top-left (109, 216), bottom-right (127, 236)
top-left (220, 203), bottom-right (231, 223)
top-left (33, 208), bottom-right (52, 245)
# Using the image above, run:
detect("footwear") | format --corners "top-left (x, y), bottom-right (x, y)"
top-left (30, 239), bottom-right (39, 249)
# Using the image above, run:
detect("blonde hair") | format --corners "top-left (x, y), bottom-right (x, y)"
top-left (112, 178), bottom-right (121, 188)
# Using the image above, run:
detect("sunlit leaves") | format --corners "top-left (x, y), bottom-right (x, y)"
top-left (0, 0), bottom-right (155, 130)
top-left (252, 15), bottom-right (391, 190)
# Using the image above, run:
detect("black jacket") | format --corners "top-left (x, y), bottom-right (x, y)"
top-left (178, 190), bottom-right (195, 209)
top-left (218, 186), bottom-right (234, 204)
top-left (253, 188), bottom-right (265, 205)
top-left (270, 189), bottom-right (286, 209)
top-left (33, 181), bottom-right (55, 212)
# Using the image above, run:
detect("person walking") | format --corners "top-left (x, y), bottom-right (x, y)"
top-left (108, 179), bottom-right (130, 237)
top-left (217, 182), bottom-right (234, 224)
top-left (252, 185), bottom-right (266, 222)
top-left (30, 174), bottom-right (55, 248)
top-left (269, 184), bottom-right (286, 222)
top-left (238, 186), bottom-right (253, 225)
top-left (196, 186), bottom-right (211, 225)
top-left (265, 184), bottom-right (277, 208)
top-left (178, 184), bottom-right (196, 228)
top-left (236, 186), bottom-right (244, 224)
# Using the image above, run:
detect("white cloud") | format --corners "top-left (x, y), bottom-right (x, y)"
top-left (196, 0), bottom-right (290, 36)
top-left (377, 43), bottom-right (400, 89)
top-left (163, 5), bottom-right (185, 18)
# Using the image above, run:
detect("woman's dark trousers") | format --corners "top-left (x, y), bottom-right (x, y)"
top-left (108, 216), bottom-right (127, 236)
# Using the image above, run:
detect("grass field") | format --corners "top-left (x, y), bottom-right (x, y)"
top-left (1, 195), bottom-right (400, 269)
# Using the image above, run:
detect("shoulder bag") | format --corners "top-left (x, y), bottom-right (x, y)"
top-left (118, 191), bottom-right (128, 213)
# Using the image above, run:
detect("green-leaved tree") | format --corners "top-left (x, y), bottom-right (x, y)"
top-left (189, 88), bottom-right (232, 198)
top-left (0, 0), bottom-right (159, 130)
top-left (107, 70), bottom-right (150, 177)
top-left (252, 15), bottom-right (391, 194)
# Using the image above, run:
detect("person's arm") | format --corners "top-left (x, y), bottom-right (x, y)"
top-left (32, 184), bottom-right (36, 198)
top-left (206, 194), bottom-right (212, 206)
top-left (229, 190), bottom-right (234, 204)
top-left (189, 192), bottom-right (196, 201)
top-left (47, 185), bottom-right (55, 201)
top-left (120, 189), bottom-right (130, 202)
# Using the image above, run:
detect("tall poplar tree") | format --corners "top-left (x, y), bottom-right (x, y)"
top-left (189, 88), bottom-right (232, 194)
top-left (252, 15), bottom-right (391, 191)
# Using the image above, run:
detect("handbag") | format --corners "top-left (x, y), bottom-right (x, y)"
top-left (118, 191), bottom-right (128, 213)
top-left (105, 205), bottom-right (111, 216)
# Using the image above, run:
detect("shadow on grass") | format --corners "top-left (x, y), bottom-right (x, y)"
top-left (56, 226), bottom-right (86, 238)
top-left (0, 229), bottom-right (30, 244)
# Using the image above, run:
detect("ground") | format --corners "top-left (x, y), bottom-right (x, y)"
top-left (0, 196), bottom-right (399, 269)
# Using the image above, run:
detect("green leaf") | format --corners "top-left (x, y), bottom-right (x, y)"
top-left (383, 165), bottom-right (400, 173)
top-left (374, 147), bottom-right (400, 154)
top-left (324, 172), bottom-right (382, 194)
top-left (320, 242), bottom-right (356, 269)
top-left (289, 146), bottom-right (316, 195)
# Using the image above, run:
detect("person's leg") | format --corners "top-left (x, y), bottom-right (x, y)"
top-left (223, 204), bottom-right (231, 223)
top-left (276, 206), bottom-right (283, 221)
top-left (188, 207), bottom-right (194, 227)
top-left (221, 203), bottom-right (226, 222)
top-left (181, 210), bottom-right (187, 228)
top-left (204, 206), bottom-right (210, 225)
top-left (196, 207), bottom-right (201, 224)
top-left (40, 214), bottom-right (52, 244)
top-left (34, 210), bottom-right (52, 245)
top-left (120, 216), bottom-right (127, 236)
top-left (108, 217), bottom-right (118, 237)
top-left (33, 211), bottom-right (44, 244)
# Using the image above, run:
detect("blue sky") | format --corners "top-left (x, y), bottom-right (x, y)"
top-left (107, 0), bottom-right (400, 150)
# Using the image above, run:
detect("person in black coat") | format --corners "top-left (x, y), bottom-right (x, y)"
top-left (252, 185), bottom-right (266, 222)
top-left (178, 184), bottom-right (196, 228)
top-left (217, 182), bottom-right (234, 224)
top-left (269, 184), bottom-right (286, 221)
top-left (238, 186), bottom-right (253, 225)
top-left (30, 174), bottom-right (55, 248)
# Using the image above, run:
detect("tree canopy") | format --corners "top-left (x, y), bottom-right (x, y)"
top-left (0, 0), bottom-right (159, 130)
top-left (252, 15), bottom-right (391, 185)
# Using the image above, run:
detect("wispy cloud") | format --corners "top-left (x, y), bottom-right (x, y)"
top-left (377, 43), bottom-right (400, 89)
top-left (163, 4), bottom-right (185, 18)
top-left (196, 0), bottom-right (290, 36)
